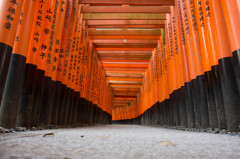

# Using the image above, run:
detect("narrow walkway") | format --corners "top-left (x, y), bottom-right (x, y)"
top-left (0, 125), bottom-right (240, 159)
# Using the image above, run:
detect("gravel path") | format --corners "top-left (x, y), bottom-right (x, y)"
top-left (0, 125), bottom-right (240, 159)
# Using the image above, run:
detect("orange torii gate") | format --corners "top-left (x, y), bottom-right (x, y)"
top-left (0, 0), bottom-right (239, 133)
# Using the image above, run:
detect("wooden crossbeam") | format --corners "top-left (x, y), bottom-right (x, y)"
top-left (99, 57), bottom-right (151, 60)
top-left (81, 6), bottom-right (171, 13)
top-left (105, 70), bottom-right (147, 74)
top-left (102, 63), bottom-right (148, 69)
top-left (97, 51), bottom-right (153, 54)
top-left (112, 89), bottom-right (140, 93)
top-left (86, 20), bottom-right (165, 25)
top-left (79, 0), bottom-right (175, 6)
top-left (95, 48), bottom-right (154, 51)
top-left (111, 84), bottom-right (142, 88)
top-left (88, 25), bottom-right (164, 28)
top-left (90, 35), bottom-right (160, 40)
top-left (102, 61), bottom-right (149, 64)
top-left (109, 81), bottom-right (142, 84)
top-left (100, 60), bottom-right (150, 63)
top-left (98, 54), bottom-right (152, 57)
top-left (89, 29), bottom-right (161, 36)
top-left (105, 72), bottom-right (146, 74)
top-left (95, 44), bottom-right (156, 48)
top-left (84, 13), bottom-right (166, 20)
top-left (93, 39), bottom-right (157, 44)
top-left (114, 96), bottom-right (137, 99)
top-left (113, 93), bottom-right (139, 96)
top-left (113, 104), bottom-right (129, 107)
top-left (107, 77), bottom-right (143, 81)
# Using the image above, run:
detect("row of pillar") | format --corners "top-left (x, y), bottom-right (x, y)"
top-left (0, 0), bottom-right (112, 129)
top-left (113, 0), bottom-right (240, 132)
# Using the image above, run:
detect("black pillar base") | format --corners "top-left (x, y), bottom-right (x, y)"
top-left (219, 57), bottom-right (240, 131)
top-left (0, 54), bottom-right (26, 128)
top-left (204, 71), bottom-right (218, 129)
top-left (0, 43), bottom-right (13, 105)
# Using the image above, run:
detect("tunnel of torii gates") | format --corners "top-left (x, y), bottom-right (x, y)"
top-left (0, 0), bottom-right (239, 132)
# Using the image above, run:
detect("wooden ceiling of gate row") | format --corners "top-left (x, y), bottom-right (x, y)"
top-left (79, 0), bottom-right (173, 108)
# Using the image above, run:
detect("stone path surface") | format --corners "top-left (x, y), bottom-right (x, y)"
top-left (0, 125), bottom-right (240, 159)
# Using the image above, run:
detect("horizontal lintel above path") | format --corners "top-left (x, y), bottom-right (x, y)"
top-left (90, 36), bottom-right (161, 40)
top-left (97, 51), bottom-right (153, 54)
top-left (81, 6), bottom-right (171, 13)
top-left (86, 20), bottom-right (165, 25)
top-left (93, 39), bottom-right (158, 44)
top-left (79, 0), bottom-right (175, 6)
top-left (89, 29), bottom-right (161, 36)
top-left (83, 13), bottom-right (166, 20)
top-left (88, 25), bottom-right (164, 28)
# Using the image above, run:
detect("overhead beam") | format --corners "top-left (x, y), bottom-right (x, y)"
top-left (104, 68), bottom-right (148, 71)
top-left (99, 60), bottom-right (150, 63)
top-left (109, 81), bottom-right (142, 84)
top-left (107, 77), bottom-right (143, 81)
top-left (95, 48), bottom-right (154, 51)
top-left (112, 88), bottom-right (140, 92)
top-left (81, 6), bottom-right (171, 13)
top-left (106, 74), bottom-right (144, 77)
top-left (105, 70), bottom-right (146, 74)
top-left (94, 44), bottom-right (156, 48)
top-left (113, 94), bottom-right (139, 97)
top-left (113, 103), bottom-right (132, 106)
top-left (93, 39), bottom-right (157, 44)
top-left (113, 92), bottom-right (138, 96)
top-left (89, 29), bottom-right (161, 36)
top-left (99, 57), bottom-right (151, 60)
top-left (102, 61), bottom-right (149, 64)
top-left (79, 0), bottom-right (175, 6)
top-left (113, 100), bottom-right (133, 103)
top-left (83, 13), bottom-right (166, 20)
top-left (88, 25), bottom-right (164, 28)
top-left (97, 51), bottom-right (153, 54)
top-left (86, 20), bottom-right (165, 25)
top-left (102, 63), bottom-right (148, 68)
top-left (111, 84), bottom-right (142, 88)
top-left (105, 72), bottom-right (146, 75)
top-left (98, 54), bottom-right (152, 58)
top-left (113, 103), bottom-right (128, 107)
top-left (113, 99), bottom-right (135, 102)
top-left (98, 52), bottom-right (152, 55)
top-left (114, 96), bottom-right (137, 99)
top-left (90, 36), bottom-right (161, 40)
top-left (113, 101), bottom-right (131, 104)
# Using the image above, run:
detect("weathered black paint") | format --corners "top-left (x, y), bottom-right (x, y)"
top-left (174, 90), bottom-right (181, 126)
top-left (45, 80), bottom-right (56, 126)
top-left (67, 89), bottom-right (75, 125)
top-left (191, 78), bottom-right (201, 128)
top-left (74, 92), bottom-right (80, 124)
top-left (219, 57), bottom-right (240, 131)
top-left (204, 71), bottom-right (218, 129)
top-left (184, 82), bottom-right (195, 128)
top-left (197, 75), bottom-right (210, 129)
top-left (38, 76), bottom-right (52, 128)
top-left (78, 97), bottom-right (84, 123)
top-left (57, 84), bottom-right (67, 125)
top-left (0, 54), bottom-right (26, 128)
top-left (17, 63), bottom-right (36, 128)
top-left (233, 49), bottom-right (240, 94)
top-left (31, 69), bottom-right (45, 127)
top-left (179, 86), bottom-right (188, 127)
top-left (211, 65), bottom-right (227, 129)
top-left (0, 43), bottom-right (13, 105)
top-left (62, 88), bottom-right (72, 125)
top-left (51, 81), bottom-right (62, 125)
